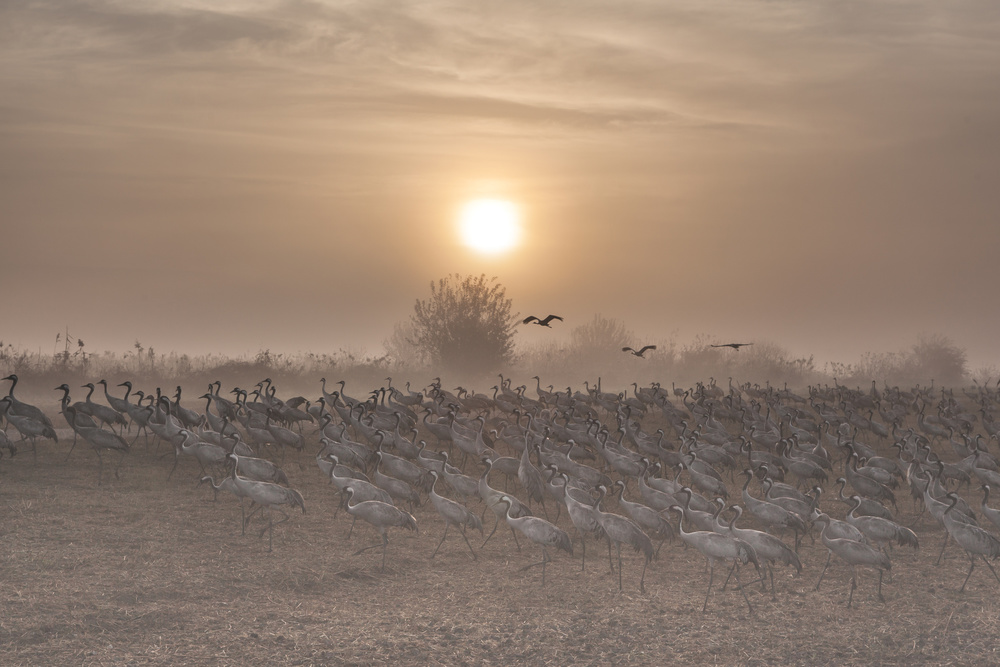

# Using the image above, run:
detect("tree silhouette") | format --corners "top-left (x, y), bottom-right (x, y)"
top-left (409, 274), bottom-right (518, 372)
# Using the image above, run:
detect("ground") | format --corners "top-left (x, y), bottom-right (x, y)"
top-left (2, 412), bottom-right (999, 666)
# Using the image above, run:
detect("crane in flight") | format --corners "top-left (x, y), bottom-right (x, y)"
top-left (711, 343), bottom-right (753, 351)
top-left (522, 315), bottom-right (563, 327)
top-left (622, 345), bottom-right (656, 358)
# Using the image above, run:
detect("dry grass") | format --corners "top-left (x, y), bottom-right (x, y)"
top-left (2, 412), bottom-right (999, 665)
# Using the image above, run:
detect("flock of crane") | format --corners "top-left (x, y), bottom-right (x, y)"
top-left (4, 371), bottom-right (1000, 612)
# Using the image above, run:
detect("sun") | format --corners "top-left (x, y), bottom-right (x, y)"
top-left (458, 199), bottom-right (521, 254)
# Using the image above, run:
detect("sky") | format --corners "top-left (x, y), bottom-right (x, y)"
top-left (2, 0), bottom-right (1000, 369)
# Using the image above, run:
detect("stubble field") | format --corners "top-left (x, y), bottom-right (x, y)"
top-left (2, 387), bottom-right (999, 666)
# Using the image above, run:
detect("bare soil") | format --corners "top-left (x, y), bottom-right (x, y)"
top-left (2, 415), bottom-right (998, 666)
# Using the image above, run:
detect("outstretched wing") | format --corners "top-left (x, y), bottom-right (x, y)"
top-left (522, 316), bottom-right (539, 324)
top-left (639, 345), bottom-right (657, 355)
top-left (622, 347), bottom-right (635, 353)
top-left (540, 315), bottom-right (563, 325)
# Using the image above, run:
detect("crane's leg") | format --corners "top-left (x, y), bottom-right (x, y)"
top-left (65, 431), bottom-right (79, 462)
top-left (347, 516), bottom-right (357, 539)
top-left (432, 524), bottom-right (450, 558)
top-left (703, 561), bottom-right (715, 613)
top-left (936, 533), bottom-right (951, 566)
top-left (508, 526), bottom-right (522, 551)
top-left (95, 449), bottom-right (104, 486)
top-left (769, 565), bottom-right (777, 601)
top-left (264, 509), bottom-right (273, 552)
top-left (720, 561), bottom-right (737, 591)
top-left (847, 568), bottom-right (857, 608)
top-left (733, 564), bottom-right (753, 614)
top-left (876, 569), bottom-right (885, 603)
top-left (639, 557), bottom-right (649, 594)
top-left (458, 527), bottom-right (478, 560)
top-left (960, 556), bottom-right (977, 593)
top-left (481, 513), bottom-right (501, 548)
top-left (578, 530), bottom-right (587, 571)
top-left (983, 556), bottom-right (1000, 585)
top-left (815, 552), bottom-right (832, 591)
top-left (617, 542), bottom-right (623, 592)
top-left (115, 450), bottom-right (127, 479)
top-left (381, 534), bottom-right (388, 572)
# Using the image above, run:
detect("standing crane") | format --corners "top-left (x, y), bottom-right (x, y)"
top-left (497, 496), bottom-right (572, 586)
top-left (226, 454), bottom-right (305, 551)
top-left (342, 486), bottom-right (417, 571)
top-left (669, 506), bottom-right (758, 614)
top-left (941, 492), bottom-right (1000, 592)
top-left (592, 485), bottom-right (656, 593)
top-left (813, 512), bottom-right (890, 608)
top-left (427, 471), bottom-right (483, 560)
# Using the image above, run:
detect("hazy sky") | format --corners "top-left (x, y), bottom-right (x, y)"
top-left (3, 0), bottom-right (999, 368)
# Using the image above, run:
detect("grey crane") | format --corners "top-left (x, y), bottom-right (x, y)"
top-left (343, 486), bottom-right (417, 571)
top-left (171, 430), bottom-right (228, 480)
top-left (198, 474), bottom-right (255, 535)
top-left (845, 495), bottom-right (919, 553)
top-left (427, 470), bottom-right (483, 560)
top-left (228, 452), bottom-right (289, 485)
top-left (813, 512), bottom-right (890, 607)
top-left (96, 379), bottom-right (132, 419)
top-left (622, 345), bottom-right (656, 358)
top-left (557, 472), bottom-right (600, 571)
top-left (669, 506), bottom-right (758, 613)
top-left (479, 457), bottom-right (531, 550)
top-left (740, 470), bottom-right (808, 548)
top-left (522, 314), bottom-right (563, 327)
top-left (835, 477), bottom-right (893, 520)
top-left (593, 485), bottom-right (656, 593)
top-left (2, 374), bottom-right (55, 429)
top-left (614, 480), bottom-right (674, 555)
top-left (720, 505), bottom-right (801, 601)
top-left (811, 509), bottom-right (868, 592)
top-left (373, 452), bottom-right (422, 510)
top-left (227, 454), bottom-right (305, 551)
top-left (0, 397), bottom-right (57, 462)
top-left (72, 413), bottom-right (130, 485)
top-left (980, 485), bottom-right (1000, 533)
top-left (498, 495), bottom-right (572, 586)
top-left (941, 492), bottom-right (1000, 592)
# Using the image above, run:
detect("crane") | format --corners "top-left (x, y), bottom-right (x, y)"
top-left (941, 492), bottom-right (1000, 592)
top-left (497, 496), bottom-right (572, 586)
top-left (593, 485), bottom-right (656, 593)
top-left (227, 454), bottom-right (305, 551)
top-left (343, 486), bottom-right (417, 571)
top-left (669, 506), bottom-right (758, 613)
top-left (813, 512), bottom-right (890, 608)
top-left (522, 315), bottom-right (563, 327)
top-left (427, 471), bottom-right (483, 560)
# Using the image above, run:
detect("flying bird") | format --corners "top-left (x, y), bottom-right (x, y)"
top-left (622, 345), bottom-right (657, 358)
top-left (523, 315), bottom-right (563, 327)
top-left (710, 343), bottom-right (753, 350)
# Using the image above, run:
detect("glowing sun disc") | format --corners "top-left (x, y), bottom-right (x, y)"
top-left (459, 199), bottom-right (520, 254)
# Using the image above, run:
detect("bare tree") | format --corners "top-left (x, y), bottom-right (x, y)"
top-left (409, 274), bottom-right (518, 373)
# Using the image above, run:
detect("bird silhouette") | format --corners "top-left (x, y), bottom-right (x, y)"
top-left (622, 345), bottom-right (656, 358)
top-left (523, 315), bottom-right (563, 327)
top-left (710, 343), bottom-right (753, 350)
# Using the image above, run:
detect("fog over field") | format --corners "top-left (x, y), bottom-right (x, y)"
top-left (2, 1), bottom-right (1000, 370)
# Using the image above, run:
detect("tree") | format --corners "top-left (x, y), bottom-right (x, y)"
top-left (906, 334), bottom-right (968, 386)
top-left (408, 274), bottom-right (518, 373)
top-left (570, 314), bottom-right (633, 354)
